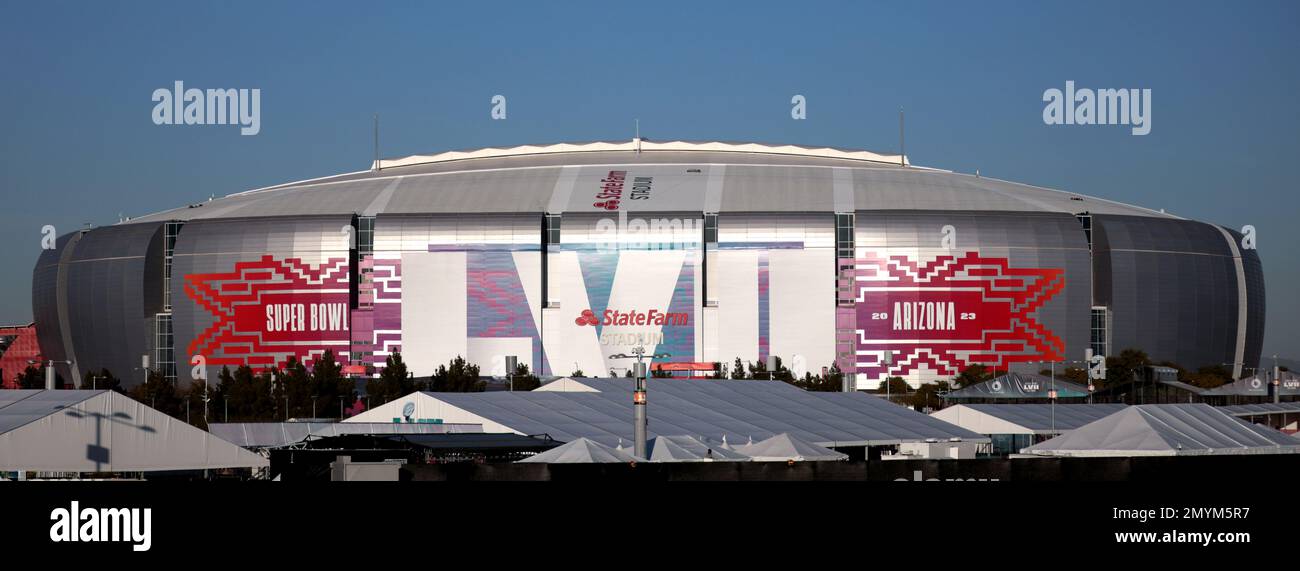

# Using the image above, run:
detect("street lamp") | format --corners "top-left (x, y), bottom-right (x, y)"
top-left (609, 346), bottom-right (670, 459)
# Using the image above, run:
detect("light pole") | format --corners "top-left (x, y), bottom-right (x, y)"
top-left (32, 359), bottom-right (73, 390)
top-left (609, 346), bottom-right (670, 459)
top-left (505, 355), bottom-right (517, 391)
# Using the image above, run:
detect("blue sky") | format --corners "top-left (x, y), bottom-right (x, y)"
top-left (1, 0), bottom-right (1297, 358)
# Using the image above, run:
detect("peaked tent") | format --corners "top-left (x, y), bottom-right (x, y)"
top-left (517, 437), bottom-right (645, 464)
top-left (647, 435), bottom-right (751, 462)
top-left (734, 433), bottom-right (849, 462)
top-left (1020, 403), bottom-right (1300, 457)
top-left (0, 390), bottom-right (268, 472)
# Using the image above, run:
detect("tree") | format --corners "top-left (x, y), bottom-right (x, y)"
top-left (907, 381), bottom-right (951, 412)
top-left (308, 349), bottom-right (351, 419)
top-left (509, 362), bottom-right (541, 391)
top-left (787, 363), bottom-right (843, 392)
top-left (127, 370), bottom-right (181, 417)
top-left (730, 357), bottom-right (745, 380)
top-left (1038, 367), bottom-right (1088, 385)
top-left (365, 352), bottom-right (412, 406)
top-left (570, 368), bottom-right (585, 378)
top-left (876, 376), bottom-right (910, 394)
top-left (952, 364), bottom-right (994, 388)
top-left (430, 356), bottom-right (483, 392)
top-left (1105, 348), bottom-right (1150, 388)
top-left (79, 368), bottom-right (122, 392)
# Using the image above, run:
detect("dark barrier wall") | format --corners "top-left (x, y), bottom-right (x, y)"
top-left (31, 224), bottom-right (163, 385)
top-left (1091, 214), bottom-right (1260, 372)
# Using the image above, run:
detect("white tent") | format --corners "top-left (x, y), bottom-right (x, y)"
top-left (1021, 403), bottom-right (1300, 457)
top-left (0, 390), bottom-right (267, 472)
top-left (733, 433), bottom-right (849, 462)
top-left (517, 437), bottom-right (645, 464)
top-left (647, 435), bottom-right (751, 462)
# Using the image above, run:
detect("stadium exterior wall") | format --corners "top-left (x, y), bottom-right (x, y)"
top-left (29, 147), bottom-right (1265, 388)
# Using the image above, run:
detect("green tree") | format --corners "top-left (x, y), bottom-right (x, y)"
top-left (127, 370), bottom-right (181, 416)
top-left (907, 381), bottom-right (951, 411)
top-left (509, 362), bottom-right (541, 391)
top-left (1038, 367), bottom-right (1088, 385)
top-left (952, 364), bottom-right (994, 388)
top-left (877, 376), bottom-right (910, 394)
top-left (79, 368), bottom-right (122, 392)
top-left (1105, 348), bottom-right (1151, 388)
top-left (365, 352), bottom-right (413, 407)
top-left (431, 356), bottom-right (483, 392)
top-left (730, 357), bottom-right (746, 380)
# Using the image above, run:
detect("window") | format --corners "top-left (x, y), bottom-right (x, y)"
top-left (835, 213), bottom-right (856, 307)
top-left (1090, 306), bottom-right (1109, 357)
top-left (155, 313), bottom-right (175, 383)
top-left (163, 221), bottom-right (183, 311)
top-left (1076, 213), bottom-right (1092, 251)
top-left (357, 216), bottom-right (375, 257)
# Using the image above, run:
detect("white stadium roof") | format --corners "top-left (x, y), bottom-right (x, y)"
top-left (121, 139), bottom-right (1179, 224)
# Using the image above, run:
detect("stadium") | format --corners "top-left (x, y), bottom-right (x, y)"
top-left (30, 140), bottom-right (1265, 389)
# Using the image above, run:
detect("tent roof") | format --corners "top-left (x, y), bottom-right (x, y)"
top-left (516, 437), bottom-right (643, 463)
top-left (386, 433), bottom-right (560, 451)
top-left (734, 433), bottom-right (849, 462)
top-left (945, 373), bottom-right (1090, 400)
top-left (379, 379), bottom-right (985, 447)
top-left (931, 403), bottom-right (1129, 435)
top-left (208, 421), bottom-right (482, 449)
top-left (0, 390), bottom-right (267, 471)
top-left (1219, 402), bottom-right (1300, 416)
top-left (647, 435), bottom-right (751, 462)
top-left (1021, 403), bottom-right (1300, 457)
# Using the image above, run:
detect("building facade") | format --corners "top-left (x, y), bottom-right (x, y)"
top-left (30, 141), bottom-right (1265, 388)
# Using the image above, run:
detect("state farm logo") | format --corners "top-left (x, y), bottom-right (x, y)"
top-left (592, 170), bottom-right (627, 210)
top-left (575, 308), bottom-right (689, 327)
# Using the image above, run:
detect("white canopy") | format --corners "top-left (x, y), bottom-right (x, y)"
top-left (647, 435), bottom-right (751, 462)
top-left (517, 437), bottom-right (644, 464)
top-left (1021, 403), bottom-right (1300, 457)
top-left (733, 433), bottom-right (849, 462)
top-left (0, 390), bottom-right (267, 472)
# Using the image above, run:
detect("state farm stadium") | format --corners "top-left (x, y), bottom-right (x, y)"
top-left (30, 140), bottom-right (1265, 388)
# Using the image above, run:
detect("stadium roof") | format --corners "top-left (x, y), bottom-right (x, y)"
top-left (122, 139), bottom-right (1179, 224)
top-left (1020, 404), bottom-right (1300, 457)
top-left (0, 390), bottom-right (267, 472)
top-left (208, 421), bottom-right (482, 449)
top-left (344, 378), bottom-right (987, 447)
top-left (930, 403), bottom-right (1129, 435)
top-left (944, 373), bottom-right (1092, 400)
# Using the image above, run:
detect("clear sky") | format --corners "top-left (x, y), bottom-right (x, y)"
top-left (1, 0), bottom-right (1296, 358)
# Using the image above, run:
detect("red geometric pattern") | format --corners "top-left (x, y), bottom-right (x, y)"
top-left (184, 255), bottom-right (350, 370)
top-left (853, 251), bottom-right (1065, 380)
